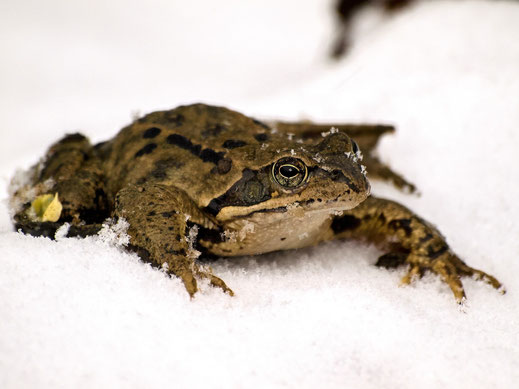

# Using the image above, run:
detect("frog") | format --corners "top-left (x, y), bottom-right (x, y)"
top-left (10, 103), bottom-right (503, 303)
top-left (331, 0), bottom-right (415, 59)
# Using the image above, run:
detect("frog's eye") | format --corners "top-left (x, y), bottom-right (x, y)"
top-left (272, 157), bottom-right (308, 188)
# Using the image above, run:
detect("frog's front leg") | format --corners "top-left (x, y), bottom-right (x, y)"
top-left (330, 196), bottom-right (504, 302)
top-left (114, 184), bottom-right (233, 297)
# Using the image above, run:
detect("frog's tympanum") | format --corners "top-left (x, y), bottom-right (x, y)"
top-left (10, 104), bottom-right (503, 302)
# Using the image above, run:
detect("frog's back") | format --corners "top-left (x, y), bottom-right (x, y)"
top-left (101, 104), bottom-right (280, 208)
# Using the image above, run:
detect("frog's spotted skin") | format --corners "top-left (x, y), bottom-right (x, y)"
top-left (10, 103), bottom-right (503, 302)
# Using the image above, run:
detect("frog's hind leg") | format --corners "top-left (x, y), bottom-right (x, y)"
top-left (12, 133), bottom-right (109, 238)
top-left (270, 121), bottom-right (416, 192)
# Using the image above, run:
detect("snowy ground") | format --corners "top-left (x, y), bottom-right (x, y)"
top-left (1, 0), bottom-right (519, 388)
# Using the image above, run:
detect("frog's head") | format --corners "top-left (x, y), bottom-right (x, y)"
top-left (207, 131), bottom-right (370, 221)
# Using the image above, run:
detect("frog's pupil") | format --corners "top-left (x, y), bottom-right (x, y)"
top-left (280, 165), bottom-right (299, 178)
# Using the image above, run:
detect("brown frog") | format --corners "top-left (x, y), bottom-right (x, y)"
top-left (331, 0), bottom-right (415, 59)
top-left (10, 103), bottom-right (503, 302)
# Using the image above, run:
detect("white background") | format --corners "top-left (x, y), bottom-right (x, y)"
top-left (1, 1), bottom-right (518, 388)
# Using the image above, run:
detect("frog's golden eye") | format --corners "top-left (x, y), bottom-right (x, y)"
top-left (272, 157), bottom-right (308, 188)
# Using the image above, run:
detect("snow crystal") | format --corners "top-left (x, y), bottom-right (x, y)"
top-left (54, 222), bottom-right (70, 241)
top-left (96, 218), bottom-right (130, 247)
top-left (222, 222), bottom-right (255, 243)
top-left (221, 229), bottom-right (238, 243)
top-left (312, 153), bottom-right (324, 163)
top-left (185, 224), bottom-right (201, 259)
top-left (238, 221), bottom-right (255, 241)
top-left (321, 126), bottom-right (339, 137)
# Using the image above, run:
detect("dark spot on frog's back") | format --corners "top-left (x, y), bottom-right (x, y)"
top-left (135, 143), bottom-right (157, 158)
top-left (215, 158), bottom-right (232, 174)
top-left (165, 112), bottom-right (184, 127)
top-left (419, 232), bottom-right (433, 244)
top-left (331, 214), bottom-right (361, 233)
top-left (166, 133), bottom-right (194, 150)
top-left (388, 218), bottom-right (413, 237)
top-left (143, 127), bottom-right (161, 138)
top-left (166, 133), bottom-right (229, 172)
top-left (200, 148), bottom-right (226, 164)
top-left (254, 133), bottom-right (268, 142)
top-left (151, 158), bottom-right (183, 179)
top-left (222, 139), bottom-right (247, 149)
top-left (202, 123), bottom-right (226, 138)
top-left (427, 244), bottom-right (448, 259)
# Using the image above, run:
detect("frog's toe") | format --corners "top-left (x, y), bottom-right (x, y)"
top-left (402, 241), bottom-right (505, 302)
top-left (399, 264), bottom-right (424, 286)
top-left (177, 270), bottom-right (199, 298)
top-left (403, 250), bottom-right (467, 302)
top-left (460, 263), bottom-right (505, 293)
top-left (195, 267), bottom-right (234, 296)
top-left (208, 274), bottom-right (234, 296)
top-left (430, 255), bottom-right (467, 303)
top-left (438, 252), bottom-right (505, 293)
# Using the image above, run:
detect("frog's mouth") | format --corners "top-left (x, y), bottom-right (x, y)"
top-left (215, 183), bottom-right (369, 222)
top-left (258, 189), bottom-right (369, 214)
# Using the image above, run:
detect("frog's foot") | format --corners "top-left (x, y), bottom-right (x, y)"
top-left (444, 254), bottom-right (504, 293)
top-left (176, 265), bottom-right (234, 298)
top-left (363, 155), bottom-right (417, 193)
top-left (334, 196), bottom-right (504, 302)
top-left (400, 249), bottom-right (504, 303)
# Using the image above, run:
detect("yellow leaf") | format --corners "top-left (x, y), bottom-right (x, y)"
top-left (31, 193), bottom-right (63, 222)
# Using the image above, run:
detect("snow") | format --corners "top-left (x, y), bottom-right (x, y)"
top-left (1, 0), bottom-right (519, 388)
